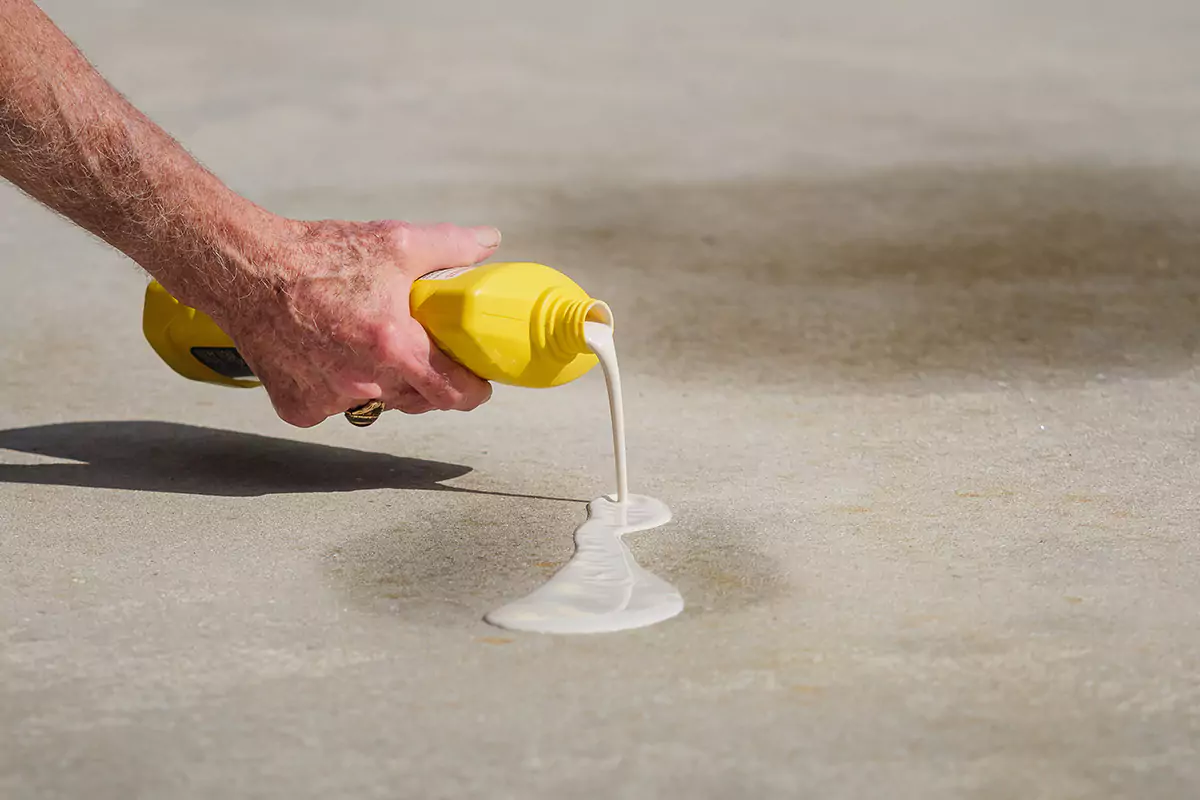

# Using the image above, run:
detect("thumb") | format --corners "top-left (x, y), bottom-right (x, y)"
top-left (392, 222), bottom-right (501, 276)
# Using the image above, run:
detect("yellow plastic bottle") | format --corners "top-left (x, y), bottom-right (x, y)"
top-left (143, 281), bottom-right (261, 388)
top-left (411, 261), bottom-right (612, 387)
top-left (143, 262), bottom-right (612, 390)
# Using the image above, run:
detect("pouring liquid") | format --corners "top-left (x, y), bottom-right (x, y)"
top-left (484, 320), bottom-right (683, 634)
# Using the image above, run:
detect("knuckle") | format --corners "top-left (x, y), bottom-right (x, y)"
top-left (394, 350), bottom-right (427, 380)
top-left (369, 321), bottom-right (409, 367)
top-left (430, 222), bottom-right (457, 240)
top-left (385, 221), bottom-right (413, 253)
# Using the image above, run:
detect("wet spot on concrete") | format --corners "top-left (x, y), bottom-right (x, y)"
top-left (323, 496), bottom-right (788, 624)
top-left (637, 507), bottom-right (792, 615)
top-left (511, 163), bottom-right (1200, 391)
top-left (323, 496), bottom-right (588, 622)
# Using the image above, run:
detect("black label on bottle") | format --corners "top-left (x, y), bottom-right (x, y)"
top-left (190, 347), bottom-right (255, 379)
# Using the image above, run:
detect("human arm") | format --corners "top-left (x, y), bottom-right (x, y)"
top-left (0, 0), bottom-right (497, 425)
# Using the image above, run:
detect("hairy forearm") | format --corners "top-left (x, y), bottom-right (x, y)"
top-left (0, 0), bottom-right (284, 312)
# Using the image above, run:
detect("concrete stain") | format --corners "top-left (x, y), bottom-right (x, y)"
top-left (513, 163), bottom-right (1200, 391)
top-left (652, 512), bottom-right (791, 615)
top-left (955, 488), bottom-right (1016, 498)
top-left (324, 499), bottom-right (786, 623)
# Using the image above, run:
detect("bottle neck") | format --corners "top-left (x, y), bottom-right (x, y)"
top-left (541, 292), bottom-right (613, 359)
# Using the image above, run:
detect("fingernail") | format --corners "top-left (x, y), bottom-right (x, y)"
top-left (474, 227), bottom-right (502, 249)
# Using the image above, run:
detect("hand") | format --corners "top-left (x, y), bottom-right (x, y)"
top-left (210, 217), bottom-right (501, 427)
top-left (0, 0), bottom-right (493, 428)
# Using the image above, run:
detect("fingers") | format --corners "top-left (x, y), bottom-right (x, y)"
top-left (323, 375), bottom-right (384, 421)
top-left (389, 222), bottom-right (501, 276)
top-left (421, 344), bottom-right (493, 410)
top-left (333, 371), bottom-right (451, 417)
top-left (329, 378), bottom-right (383, 400)
top-left (374, 317), bottom-right (492, 412)
top-left (261, 368), bottom-right (383, 428)
top-left (262, 353), bottom-right (480, 427)
top-left (379, 385), bottom-right (435, 415)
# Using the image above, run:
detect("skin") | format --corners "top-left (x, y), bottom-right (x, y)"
top-left (0, 0), bottom-right (497, 426)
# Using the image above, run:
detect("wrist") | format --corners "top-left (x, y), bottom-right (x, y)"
top-left (131, 185), bottom-right (300, 324)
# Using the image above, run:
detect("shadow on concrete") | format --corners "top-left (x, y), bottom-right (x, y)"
top-left (0, 421), bottom-right (576, 500)
top-left (504, 163), bottom-right (1200, 389)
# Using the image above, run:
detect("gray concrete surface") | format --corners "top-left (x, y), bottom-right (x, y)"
top-left (3, 1), bottom-right (1200, 797)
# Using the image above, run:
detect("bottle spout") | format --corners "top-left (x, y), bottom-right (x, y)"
top-left (585, 300), bottom-right (614, 329)
top-left (547, 296), bottom-right (614, 357)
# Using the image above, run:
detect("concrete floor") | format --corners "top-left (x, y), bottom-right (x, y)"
top-left (3, 1), bottom-right (1200, 797)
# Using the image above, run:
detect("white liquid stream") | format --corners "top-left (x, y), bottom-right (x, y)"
top-left (485, 320), bottom-right (683, 634)
top-left (587, 320), bottom-right (628, 504)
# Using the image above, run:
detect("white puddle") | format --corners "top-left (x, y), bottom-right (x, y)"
top-left (484, 494), bottom-right (681, 634)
